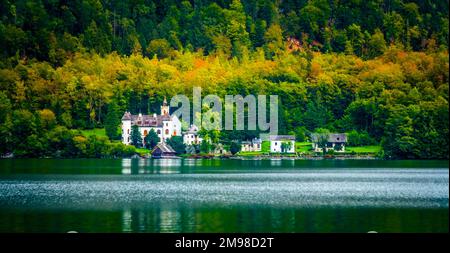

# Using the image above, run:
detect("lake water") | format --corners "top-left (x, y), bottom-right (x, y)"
top-left (0, 159), bottom-right (448, 233)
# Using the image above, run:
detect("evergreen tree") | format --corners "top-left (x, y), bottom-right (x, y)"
top-left (200, 140), bottom-right (211, 154)
top-left (144, 129), bottom-right (160, 150)
top-left (230, 141), bottom-right (241, 155)
top-left (166, 136), bottom-right (185, 155)
top-left (105, 102), bottom-right (121, 140)
top-left (130, 125), bottom-right (142, 147)
top-left (367, 29), bottom-right (387, 58)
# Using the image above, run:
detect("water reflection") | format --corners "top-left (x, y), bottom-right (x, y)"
top-left (1, 159), bottom-right (448, 175)
top-left (270, 159), bottom-right (282, 167)
top-left (183, 159), bottom-right (203, 167)
top-left (0, 159), bottom-right (448, 232)
top-left (121, 158), bottom-right (183, 174)
top-left (121, 159), bottom-right (131, 174)
top-left (111, 206), bottom-right (449, 233)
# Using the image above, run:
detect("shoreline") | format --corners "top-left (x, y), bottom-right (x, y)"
top-left (0, 155), bottom-right (424, 161)
top-left (2, 153), bottom-right (448, 161)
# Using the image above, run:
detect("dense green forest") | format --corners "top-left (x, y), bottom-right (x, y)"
top-left (0, 0), bottom-right (448, 159)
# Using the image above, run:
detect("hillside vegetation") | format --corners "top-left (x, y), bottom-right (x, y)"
top-left (0, 0), bottom-right (448, 159)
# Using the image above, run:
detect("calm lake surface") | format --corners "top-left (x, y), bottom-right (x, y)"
top-left (0, 159), bottom-right (448, 233)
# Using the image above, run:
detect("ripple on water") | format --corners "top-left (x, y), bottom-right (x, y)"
top-left (0, 169), bottom-right (448, 210)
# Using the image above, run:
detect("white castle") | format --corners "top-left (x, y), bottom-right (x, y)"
top-left (121, 97), bottom-right (181, 145)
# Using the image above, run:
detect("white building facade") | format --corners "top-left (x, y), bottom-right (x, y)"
top-left (121, 98), bottom-right (181, 145)
top-left (311, 133), bottom-right (347, 153)
top-left (183, 124), bottom-right (203, 145)
top-left (241, 138), bottom-right (262, 152)
top-left (269, 135), bottom-right (296, 153)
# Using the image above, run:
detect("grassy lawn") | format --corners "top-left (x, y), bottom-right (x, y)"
top-left (296, 142), bottom-right (313, 153)
top-left (261, 141), bottom-right (270, 152)
top-left (268, 153), bottom-right (297, 157)
top-left (239, 151), bottom-right (266, 156)
top-left (293, 142), bottom-right (381, 154)
top-left (239, 141), bottom-right (270, 155)
top-left (135, 148), bottom-right (151, 155)
top-left (346, 145), bottom-right (382, 153)
top-left (80, 128), bottom-right (107, 138)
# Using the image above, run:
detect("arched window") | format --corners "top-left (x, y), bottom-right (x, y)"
top-left (157, 129), bottom-right (161, 134)
top-left (173, 130), bottom-right (176, 135)
top-left (127, 129), bottom-right (130, 134)
top-left (144, 130), bottom-right (148, 136)
top-left (165, 129), bottom-right (169, 135)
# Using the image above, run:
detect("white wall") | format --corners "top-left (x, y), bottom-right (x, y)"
top-left (159, 115), bottom-right (181, 141)
top-left (121, 115), bottom-right (185, 145)
top-left (140, 127), bottom-right (163, 143)
top-left (241, 143), bottom-right (261, 152)
top-left (313, 143), bottom-right (346, 153)
top-left (270, 140), bottom-right (295, 153)
top-left (121, 120), bottom-right (131, 145)
top-left (183, 133), bottom-right (203, 145)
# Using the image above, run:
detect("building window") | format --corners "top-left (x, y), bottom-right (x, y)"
top-left (127, 137), bottom-right (130, 142)
top-left (144, 130), bottom-right (148, 136)
top-left (275, 142), bottom-right (277, 146)
top-left (157, 130), bottom-right (161, 134)
top-left (173, 130), bottom-right (176, 135)
top-left (165, 129), bottom-right (169, 135)
top-left (127, 129), bottom-right (129, 134)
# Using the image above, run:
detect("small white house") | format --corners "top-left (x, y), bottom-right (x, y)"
top-left (241, 138), bottom-right (262, 152)
top-left (183, 124), bottom-right (203, 145)
top-left (269, 135), bottom-right (296, 153)
top-left (311, 133), bottom-right (347, 152)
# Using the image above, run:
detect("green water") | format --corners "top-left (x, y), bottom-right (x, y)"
top-left (0, 159), bottom-right (448, 233)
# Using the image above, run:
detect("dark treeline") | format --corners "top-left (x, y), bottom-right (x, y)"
top-left (0, 0), bottom-right (448, 159)
top-left (0, 0), bottom-right (448, 64)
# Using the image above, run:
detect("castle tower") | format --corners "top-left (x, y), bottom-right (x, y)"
top-left (121, 111), bottom-right (132, 145)
top-left (161, 96), bottom-right (169, 116)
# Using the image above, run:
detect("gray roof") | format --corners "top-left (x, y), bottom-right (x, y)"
top-left (122, 111), bottom-right (132, 120)
top-left (242, 138), bottom-right (262, 145)
top-left (269, 135), bottom-right (295, 141)
top-left (252, 138), bottom-right (262, 144)
top-left (153, 142), bottom-right (176, 153)
top-left (122, 112), bottom-right (171, 127)
top-left (184, 124), bottom-right (200, 134)
top-left (311, 133), bottom-right (347, 143)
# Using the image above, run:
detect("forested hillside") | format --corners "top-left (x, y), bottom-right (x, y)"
top-left (1, 0), bottom-right (448, 62)
top-left (0, 0), bottom-right (448, 159)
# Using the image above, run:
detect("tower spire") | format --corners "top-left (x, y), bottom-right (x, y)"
top-left (161, 96), bottom-right (169, 116)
